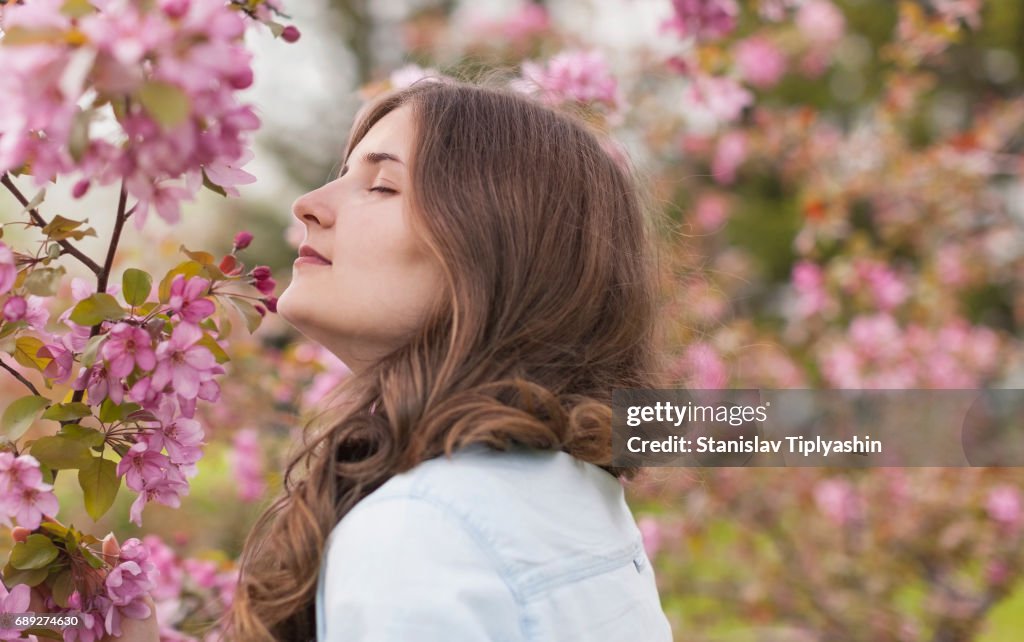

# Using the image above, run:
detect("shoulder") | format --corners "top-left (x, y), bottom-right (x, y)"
top-left (321, 493), bottom-right (525, 640)
top-left (337, 442), bottom-right (643, 582)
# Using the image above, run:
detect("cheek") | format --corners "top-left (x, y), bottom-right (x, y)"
top-left (332, 211), bottom-right (441, 308)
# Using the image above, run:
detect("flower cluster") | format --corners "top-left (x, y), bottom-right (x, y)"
top-left (514, 49), bottom-right (624, 123)
top-left (0, 453), bottom-right (59, 531)
top-left (142, 534), bottom-right (238, 640)
top-left (0, 0), bottom-right (298, 230)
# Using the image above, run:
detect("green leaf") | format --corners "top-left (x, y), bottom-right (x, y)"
top-left (1, 563), bottom-right (49, 587)
top-left (41, 214), bottom-right (96, 242)
top-left (196, 333), bottom-right (230, 364)
top-left (98, 397), bottom-right (125, 423)
top-left (225, 295), bottom-right (262, 334)
top-left (29, 435), bottom-right (93, 470)
top-left (179, 244), bottom-right (216, 266)
top-left (13, 335), bottom-right (50, 371)
top-left (69, 292), bottom-right (127, 326)
top-left (137, 301), bottom-right (160, 316)
top-left (9, 534), bottom-right (60, 570)
top-left (23, 266), bottom-right (67, 297)
top-left (2, 395), bottom-right (50, 441)
top-left (121, 268), bottom-right (153, 306)
top-left (41, 402), bottom-right (92, 422)
top-left (49, 570), bottom-right (75, 608)
top-left (79, 545), bottom-right (104, 569)
top-left (78, 456), bottom-right (119, 522)
top-left (202, 169), bottom-right (228, 197)
top-left (137, 80), bottom-right (191, 130)
top-left (79, 334), bottom-right (106, 369)
top-left (58, 423), bottom-right (105, 448)
top-left (216, 313), bottom-right (233, 341)
top-left (39, 521), bottom-right (69, 539)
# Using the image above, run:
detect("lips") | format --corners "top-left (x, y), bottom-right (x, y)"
top-left (298, 244), bottom-right (331, 264)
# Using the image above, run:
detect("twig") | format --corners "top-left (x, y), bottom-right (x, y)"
top-left (70, 179), bottom-right (129, 404)
top-left (1, 173), bottom-right (102, 275)
top-left (0, 355), bottom-right (41, 396)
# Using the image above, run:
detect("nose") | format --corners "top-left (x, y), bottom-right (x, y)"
top-left (291, 185), bottom-right (335, 228)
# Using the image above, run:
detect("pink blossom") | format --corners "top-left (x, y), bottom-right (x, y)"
top-left (117, 442), bottom-right (172, 492)
top-left (21, 294), bottom-right (51, 330)
top-left (71, 361), bottom-right (126, 405)
top-left (499, 3), bottom-right (550, 41)
top-left (814, 478), bottom-right (862, 525)
top-left (150, 322), bottom-right (219, 400)
top-left (986, 485), bottom-right (1022, 528)
top-left (791, 260), bottom-right (830, 318)
top-left (0, 580), bottom-right (32, 641)
top-left (638, 516), bottom-right (663, 559)
top-left (735, 36), bottom-right (788, 89)
top-left (678, 342), bottom-right (729, 388)
top-left (0, 242), bottom-right (16, 295)
top-left (693, 192), bottom-right (730, 232)
top-left (517, 50), bottom-right (624, 119)
top-left (184, 558), bottom-right (219, 590)
top-left (229, 428), bottom-right (267, 502)
top-left (167, 274), bottom-right (214, 323)
top-left (685, 74), bottom-right (753, 123)
top-left (38, 341), bottom-right (75, 385)
top-left (1, 295), bottom-right (26, 322)
top-left (0, 454), bottom-right (60, 530)
top-left (147, 397), bottom-right (205, 465)
top-left (661, 0), bottom-right (739, 41)
top-left (711, 130), bottom-right (747, 184)
top-left (102, 321), bottom-right (158, 377)
top-left (128, 472), bottom-right (189, 527)
top-left (796, 0), bottom-right (846, 45)
top-left (142, 534), bottom-right (184, 600)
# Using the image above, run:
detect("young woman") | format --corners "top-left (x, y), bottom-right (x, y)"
top-left (223, 77), bottom-right (675, 641)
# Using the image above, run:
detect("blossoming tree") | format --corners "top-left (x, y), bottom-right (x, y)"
top-left (0, 0), bottom-right (299, 638)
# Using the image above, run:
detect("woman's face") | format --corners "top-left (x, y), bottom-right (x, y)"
top-left (277, 103), bottom-right (444, 373)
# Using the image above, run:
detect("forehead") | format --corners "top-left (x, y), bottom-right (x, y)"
top-left (351, 103), bottom-right (415, 157)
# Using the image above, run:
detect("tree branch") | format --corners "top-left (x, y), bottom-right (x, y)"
top-left (70, 178), bottom-right (130, 404)
top-left (1, 173), bottom-right (103, 275)
top-left (0, 354), bottom-right (41, 396)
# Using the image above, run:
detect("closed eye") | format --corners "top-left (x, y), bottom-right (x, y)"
top-left (369, 186), bottom-right (398, 194)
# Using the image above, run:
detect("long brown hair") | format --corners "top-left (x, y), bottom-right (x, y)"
top-left (222, 75), bottom-right (669, 640)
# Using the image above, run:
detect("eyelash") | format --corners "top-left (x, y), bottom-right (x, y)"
top-left (338, 166), bottom-right (397, 195)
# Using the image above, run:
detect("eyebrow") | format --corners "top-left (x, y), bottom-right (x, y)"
top-left (340, 151), bottom-right (405, 176)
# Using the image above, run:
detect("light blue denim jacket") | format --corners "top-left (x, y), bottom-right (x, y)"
top-left (314, 441), bottom-right (674, 641)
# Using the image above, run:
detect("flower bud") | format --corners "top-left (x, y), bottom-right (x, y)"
top-left (251, 265), bottom-right (272, 280)
top-left (229, 67), bottom-right (254, 90)
top-left (262, 296), bottom-right (278, 313)
top-left (219, 255), bottom-right (239, 275)
top-left (72, 179), bottom-right (91, 199)
top-left (233, 231), bottom-right (254, 251)
top-left (281, 25), bottom-right (301, 43)
top-left (255, 276), bottom-right (276, 295)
